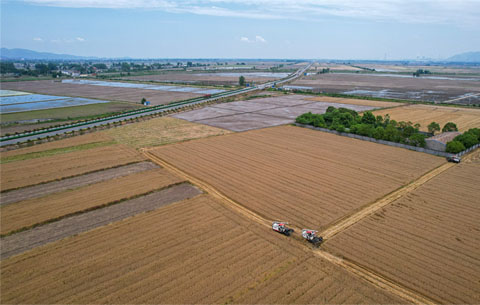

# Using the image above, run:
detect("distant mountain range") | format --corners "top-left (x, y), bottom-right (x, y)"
top-left (0, 48), bottom-right (96, 60)
top-left (1, 47), bottom-right (479, 62)
top-left (446, 51), bottom-right (480, 63)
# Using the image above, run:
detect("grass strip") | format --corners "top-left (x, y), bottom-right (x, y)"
top-left (0, 181), bottom-right (190, 238)
top-left (0, 140), bottom-right (116, 164)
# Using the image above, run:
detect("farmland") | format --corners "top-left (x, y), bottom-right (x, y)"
top-left (372, 104), bottom-right (480, 132)
top-left (149, 125), bottom-right (444, 230)
top-left (291, 73), bottom-right (480, 103)
top-left (324, 150), bottom-right (480, 304)
top-left (306, 96), bottom-right (403, 108)
top-left (122, 71), bottom-right (288, 86)
top-left (105, 117), bottom-right (232, 149)
top-left (174, 94), bottom-right (383, 131)
top-left (1, 144), bottom-right (145, 191)
top-left (1, 167), bottom-right (182, 235)
top-left (1, 80), bottom-right (203, 106)
top-left (0, 194), bottom-right (401, 304)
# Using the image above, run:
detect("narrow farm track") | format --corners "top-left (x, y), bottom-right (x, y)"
top-left (142, 148), bottom-right (443, 305)
top-left (313, 251), bottom-right (436, 305)
top-left (321, 161), bottom-right (455, 240)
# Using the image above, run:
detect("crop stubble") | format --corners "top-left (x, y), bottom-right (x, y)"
top-left (1, 144), bottom-right (145, 191)
top-left (373, 104), bottom-right (480, 132)
top-left (324, 150), bottom-right (480, 304)
top-left (0, 168), bottom-right (183, 235)
top-left (0, 194), bottom-right (401, 304)
top-left (149, 125), bottom-right (444, 230)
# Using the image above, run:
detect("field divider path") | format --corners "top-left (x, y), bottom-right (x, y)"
top-left (313, 250), bottom-right (437, 305)
top-left (321, 161), bottom-right (456, 240)
top-left (142, 148), bottom-right (439, 305)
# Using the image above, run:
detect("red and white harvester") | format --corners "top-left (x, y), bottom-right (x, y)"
top-left (302, 229), bottom-right (323, 246)
top-left (272, 221), bottom-right (294, 236)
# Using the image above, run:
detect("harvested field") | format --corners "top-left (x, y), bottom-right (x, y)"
top-left (1, 183), bottom-right (201, 259)
top-left (174, 94), bottom-right (379, 132)
top-left (149, 125), bottom-right (444, 229)
top-left (0, 162), bottom-right (158, 206)
top-left (324, 150), bottom-right (480, 304)
top-left (122, 71), bottom-right (283, 86)
top-left (1, 80), bottom-right (202, 106)
top-left (1, 144), bottom-right (145, 191)
top-left (1, 133), bottom-right (112, 157)
top-left (306, 96), bottom-right (402, 108)
top-left (104, 117), bottom-right (232, 149)
top-left (0, 168), bottom-right (183, 235)
top-left (373, 104), bottom-right (480, 132)
top-left (0, 194), bottom-right (401, 304)
top-left (292, 73), bottom-right (480, 103)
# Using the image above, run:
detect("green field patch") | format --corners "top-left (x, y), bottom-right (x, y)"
top-left (0, 140), bottom-right (116, 164)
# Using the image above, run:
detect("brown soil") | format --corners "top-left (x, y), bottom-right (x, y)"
top-left (148, 125), bottom-right (444, 230)
top-left (0, 162), bottom-right (159, 206)
top-left (1, 80), bottom-right (202, 106)
top-left (373, 104), bottom-right (480, 132)
top-left (0, 168), bottom-right (183, 235)
top-left (0, 194), bottom-right (401, 304)
top-left (1, 144), bottom-right (145, 191)
top-left (1, 183), bottom-right (201, 259)
top-left (324, 150), bottom-right (480, 304)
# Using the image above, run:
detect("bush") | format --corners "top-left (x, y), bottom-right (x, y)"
top-left (372, 126), bottom-right (385, 140)
top-left (454, 132), bottom-right (479, 149)
top-left (442, 122), bottom-right (458, 132)
top-left (335, 124), bottom-right (345, 132)
top-left (446, 141), bottom-right (465, 153)
top-left (361, 111), bottom-right (376, 125)
top-left (408, 133), bottom-right (426, 147)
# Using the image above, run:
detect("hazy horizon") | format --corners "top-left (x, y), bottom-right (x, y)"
top-left (1, 0), bottom-right (480, 60)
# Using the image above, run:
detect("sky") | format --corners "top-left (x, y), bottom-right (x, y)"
top-left (1, 0), bottom-right (480, 60)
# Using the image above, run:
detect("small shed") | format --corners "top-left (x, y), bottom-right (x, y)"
top-left (425, 131), bottom-right (461, 152)
top-left (142, 100), bottom-right (151, 106)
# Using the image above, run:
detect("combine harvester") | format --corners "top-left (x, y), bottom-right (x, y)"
top-left (302, 229), bottom-right (323, 246)
top-left (272, 222), bottom-right (294, 236)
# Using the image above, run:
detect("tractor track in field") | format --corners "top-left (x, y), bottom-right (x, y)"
top-left (320, 161), bottom-right (455, 240)
top-left (142, 148), bottom-right (461, 305)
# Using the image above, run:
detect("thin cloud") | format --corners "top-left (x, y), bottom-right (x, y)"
top-left (255, 35), bottom-right (266, 43)
top-left (240, 37), bottom-right (252, 43)
top-left (21, 0), bottom-right (480, 26)
top-left (76, 37), bottom-right (85, 42)
top-left (33, 37), bottom-right (43, 42)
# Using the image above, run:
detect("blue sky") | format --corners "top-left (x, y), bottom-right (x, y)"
top-left (1, 0), bottom-right (479, 59)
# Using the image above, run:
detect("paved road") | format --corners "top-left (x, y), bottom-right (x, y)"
top-left (0, 63), bottom-right (312, 146)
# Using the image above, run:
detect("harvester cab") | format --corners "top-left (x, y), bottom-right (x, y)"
top-left (302, 229), bottom-right (323, 246)
top-left (272, 222), bottom-right (294, 236)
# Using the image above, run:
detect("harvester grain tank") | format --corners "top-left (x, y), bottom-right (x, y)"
top-left (302, 229), bottom-right (323, 246)
top-left (272, 221), bottom-right (294, 236)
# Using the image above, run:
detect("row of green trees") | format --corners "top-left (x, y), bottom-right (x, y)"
top-left (296, 107), bottom-right (460, 149)
top-left (446, 128), bottom-right (480, 153)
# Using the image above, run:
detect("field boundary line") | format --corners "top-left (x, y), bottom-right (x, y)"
top-left (142, 150), bottom-right (271, 228)
top-left (142, 148), bottom-right (439, 305)
top-left (314, 250), bottom-right (437, 305)
top-left (321, 161), bottom-right (455, 240)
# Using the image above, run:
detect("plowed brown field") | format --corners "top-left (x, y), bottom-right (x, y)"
top-left (1, 144), bottom-right (145, 191)
top-left (325, 150), bottom-right (480, 304)
top-left (0, 168), bottom-right (183, 235)
top-left (0, 194), bottom-right (401, 304)
top-left (373, 104), bottom-right (480, 132)
top-left (149, 125), bottom-right (444, 230)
